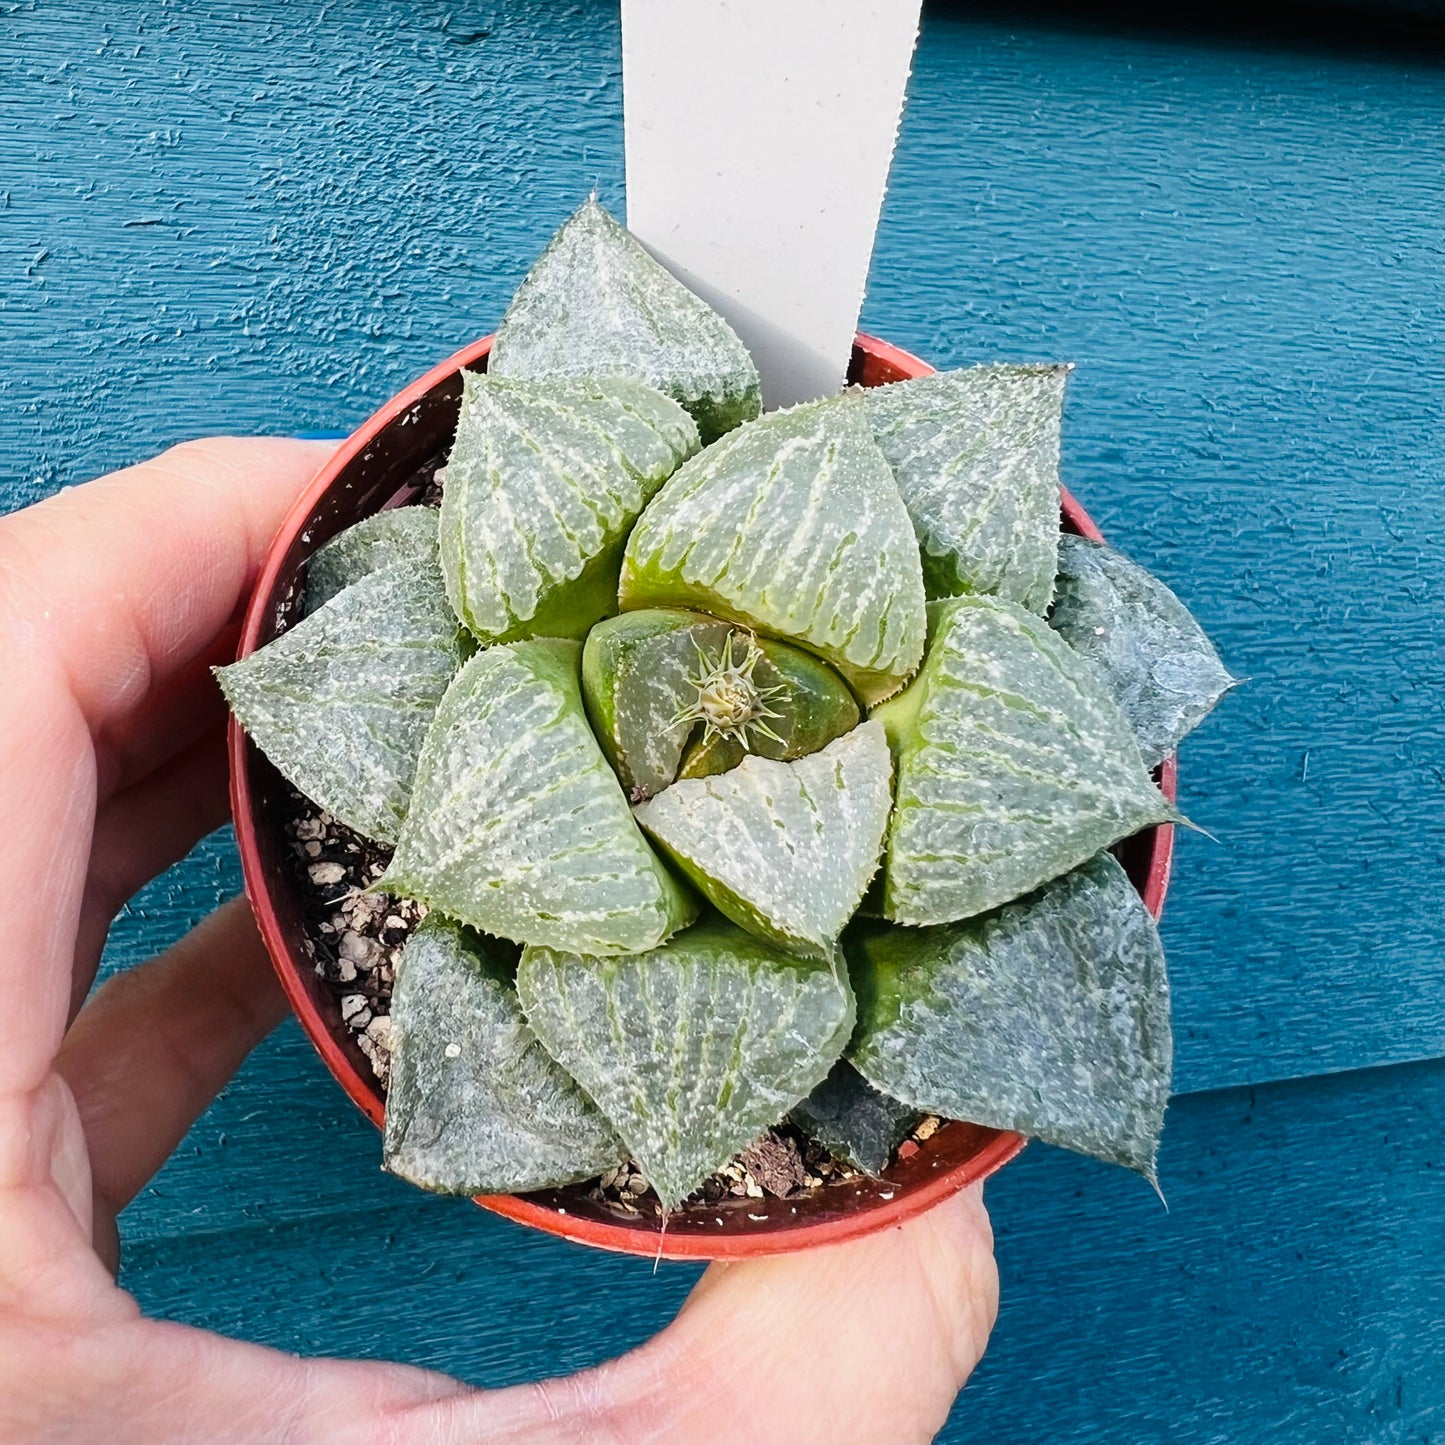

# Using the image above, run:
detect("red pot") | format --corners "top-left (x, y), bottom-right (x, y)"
top-left (230, 332), bottom-right (1176, 1260)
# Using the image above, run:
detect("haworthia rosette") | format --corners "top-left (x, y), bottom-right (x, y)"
top-left (377, 639), bottom-right (696, 954)
top-left (517, 918), bottom-right (855, 1208)
top-left (489, 199), bottom-right (761, 444)
top-left (848, 852), bottom-right (1172, 1179)
top-left (788, 1060), bottom-right (922, 1177)
top-left (873, 594), bottom-right (1176, 925)
top-left (1050, 535), bottom-right (1236, 770)
top-left (862, 364), bottom-right (1069, 613)
top-left (619, 397), bottom-right (927, 705)
top-left (384, 917), bottom-right (621, 1194)
top-left (218, 561), bottom-right (466, 844)
top-left (634, 724), bottom-right (893, 957)
top-left (303, 506), bottom-right (441, 616)
top-left (439, 372), bottom-right (698, 644)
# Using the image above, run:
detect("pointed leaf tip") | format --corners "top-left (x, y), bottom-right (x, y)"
top-left (1050, 535), bottom-right (1236, 769)
top-left (304, 505), bottom-right (441, 616)
top-left (875, 593), bottom-right (1175, 925)
top-left (635, 723), bottom-right (893, 957)
top-left (849, 851), bottom-right (1171, 1177)
top-left (517, 920), bottom-right (854, 1209)
top-left (863, 363), bottom-right (1068, 613)
top-left (218, 558), bottom-right (465, 844)
top-left (489, 199), bottom-right (761, 443)
top-left (621, 397), bottom-right (927, 705)
top-left (439, 372), bottom-right (698, 644)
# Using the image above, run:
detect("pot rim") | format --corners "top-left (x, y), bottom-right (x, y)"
top-left (230, 330), bottom-right (1175, 1259)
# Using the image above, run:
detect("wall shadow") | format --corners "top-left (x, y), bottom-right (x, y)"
top-left (926, 0), bottom-right (1445, 68)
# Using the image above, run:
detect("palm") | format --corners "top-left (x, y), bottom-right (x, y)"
top-left (0, 439), bottom-right (996, 1443)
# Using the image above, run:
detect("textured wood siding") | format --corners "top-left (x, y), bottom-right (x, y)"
top-left (4, 2), bottom-right (1442, 1439)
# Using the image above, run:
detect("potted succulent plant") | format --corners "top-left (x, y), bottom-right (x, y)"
top-left (223, 201), bottom-right (1232, 1258)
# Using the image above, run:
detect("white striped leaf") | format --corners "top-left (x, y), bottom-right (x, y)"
top-left (788, 1061), bottom-right (921, 1177)
top-left (439, 372), bottom-right (698, 644)
top-left (848, 852), bottom-right (1172, 1179)
top-left (619, 397), bottom-right (927, 705)
top-left (517, 919), bottom-right (855, 1208)
top-left (874, 594), bottom-right (1176, 925)
top-left (377, 639), bottom-right (696, 955)
top-left (489, 199), bottom-right (761, 444)
top-left (1050, 535), bottom-right (1236, 770)
top-left (384, 916), bottom-right (621, 1194)
top-left (863, 364), bottom-right (1068, 612)
top-left (304, 506), bottom-right (440, 615)
top-left (633, 723), bottom-right (893, 957)
top-left (217, 560), bottom-right (466, 844)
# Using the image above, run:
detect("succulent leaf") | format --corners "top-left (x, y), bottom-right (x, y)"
top-left (378, 639), bottom-right (696, 954)
top-left (862, 364), bottom-right (1069, 612)
top-left (439, 372), bottom-right (698, 644)
top-left (218, 561), bottom-right (466, 844)
top-left (1050, 535), bottom-right (1236, 769)
top-left (634, 724), bottom-right (893, 958)
top-left (848, 852), bottom-right (1172, 1178)
top-left (489, 199), bottom-right (761, 444)
top-left (788, 1061), bottom-right (921, 1177)
top-left (544, 374), bottom-right (704, 467)
top-left (516, 919), bottom-right (855, 1208)
top-left (873, 594), bottom-right (1176, 925)
top-left (675, 636), bottom-right (860, 780)
top-left (304, 505), bottom-right (441, 615)
top-left (384, 917), bottom-right (621, 1194)
top-left (582, 609), bottom-right (738, 799)
top-left (620, 397), bottom-right (927, 705)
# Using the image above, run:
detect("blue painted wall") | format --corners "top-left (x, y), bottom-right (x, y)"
top-left (5, 2), bottom-right (1442, 1439)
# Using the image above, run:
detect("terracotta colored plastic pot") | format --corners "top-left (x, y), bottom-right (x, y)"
top-left (230, 332), bottom-right (1176, 1260)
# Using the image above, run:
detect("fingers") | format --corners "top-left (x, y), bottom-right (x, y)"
top-left (601, 1185), bottom-right (1000, 1444)
top-left (56, 897), bottom-right (287, 1265)
top-left (0, 1196), bottom-right (995, 1445)
top-left (0, 437), bottom-right (331, 1097)
top-left (0, 437), bottom-right (334, 796)
top-left (0, 680), bottom-right (96, 1095)
top-left (71, 726), bottom-right (232, 1015)
top-left (0, 1313), bottom-right (472, 1445)
top-left (88, 621), bottom-right (239, 804)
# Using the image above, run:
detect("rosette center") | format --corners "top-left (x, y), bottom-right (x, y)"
top-left (676, 632), bottom-right (786, 749)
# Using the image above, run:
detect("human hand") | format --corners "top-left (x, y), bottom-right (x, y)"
top-left (0, 438), bottom-right (998, 1443)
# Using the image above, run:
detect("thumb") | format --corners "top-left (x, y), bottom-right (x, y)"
top-left (406, 1184), bottom-right (998, 1445)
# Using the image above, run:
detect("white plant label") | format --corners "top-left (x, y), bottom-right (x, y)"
top-left (622, 0), bottom-right (923, 408)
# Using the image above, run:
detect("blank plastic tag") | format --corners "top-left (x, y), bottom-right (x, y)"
top-left (622, 0), bottom-right (922, 409)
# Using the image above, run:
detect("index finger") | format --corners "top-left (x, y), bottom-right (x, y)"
top-left (0, 437), bottom-right (336, 785)
top-left (0, 437), bottom-right (333, 1098)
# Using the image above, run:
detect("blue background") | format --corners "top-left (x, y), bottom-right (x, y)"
top-left (4, 2), bottom-right (1442, 1438)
